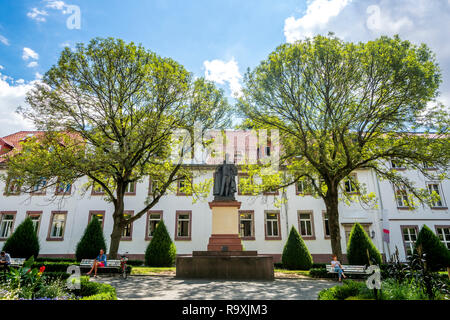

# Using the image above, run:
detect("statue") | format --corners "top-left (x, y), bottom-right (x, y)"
top-left (213, 159), bottom-right (237, 201)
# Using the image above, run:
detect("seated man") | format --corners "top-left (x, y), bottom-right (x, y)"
top-left (86, 249), bottom-right (107, 278)
top-left (0, 251), bottom-right (11, 273)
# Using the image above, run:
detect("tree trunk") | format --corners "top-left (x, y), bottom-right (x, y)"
top-left (325, 189), bottom-right (344, 262)
top-left (109, 185), bottom-right (125, 259)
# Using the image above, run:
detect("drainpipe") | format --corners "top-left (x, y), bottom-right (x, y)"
top-left (372, 169), bottom-right (391, 261)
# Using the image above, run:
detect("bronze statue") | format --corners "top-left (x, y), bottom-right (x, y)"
top-left (213, 160), bottom-right (237, 201)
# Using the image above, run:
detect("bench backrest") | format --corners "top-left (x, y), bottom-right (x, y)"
top-left (9, 258), bottom-right (26, 266)
top-left (80, 259), bottom-right (121, 267)
top-left (326, 265), bottom-right (367, 273)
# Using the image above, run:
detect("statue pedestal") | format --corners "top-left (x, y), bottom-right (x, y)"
top-left (207, 200), bottom-right (242, 251)
top-left (175, 199), bottom-right (274, 280)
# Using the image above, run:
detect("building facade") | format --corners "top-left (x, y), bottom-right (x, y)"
top-left (0, 131), bottom-right (448, 263)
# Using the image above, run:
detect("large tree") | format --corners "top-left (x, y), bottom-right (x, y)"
top-left (3, 38), bottom-right (231, 258)
top-left (238, 34), bottom-right (449, 261)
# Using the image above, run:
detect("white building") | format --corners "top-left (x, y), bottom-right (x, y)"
top-left (0, 131), bottom-right (448, 263)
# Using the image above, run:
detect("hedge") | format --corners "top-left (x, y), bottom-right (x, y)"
top-left (281, 226), bottom-right (313, 270)
top-left (145, 220), bottom-right (176, 267)
top-left (2, 217), bottom-right (40, 259)
top-left (415, 224), bottom-right (450, 271)
top-left (31, 261), bottom-right (132, 274)
top-left (75, 216), bottom-right (107, 261)
top-left (76, 276), bottom-right (117, 300)
top-left (347, 223), bottom-right (382, 265)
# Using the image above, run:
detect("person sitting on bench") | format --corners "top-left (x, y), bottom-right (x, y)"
top-left (331, 254), bottom-right (346, 282)
top-left (0, 251), bottom-right (11, 273)
top-left (87, 249), bottom-right (107, 277)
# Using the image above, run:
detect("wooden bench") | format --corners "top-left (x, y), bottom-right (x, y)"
top-left (79, 259), bottom-right (123, 273)
top-left (326, 264), bottom-right (367, 275)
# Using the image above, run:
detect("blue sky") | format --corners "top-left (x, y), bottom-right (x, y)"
top-left (1, 0), bottom-right (450, 136)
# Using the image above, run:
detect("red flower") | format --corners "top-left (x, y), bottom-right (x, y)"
top-left (39, 266), bottom-right (45, 273)
top-left (26, 269), bottom-right (31, 274)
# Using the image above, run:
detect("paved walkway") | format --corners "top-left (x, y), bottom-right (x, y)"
top-left (94, 275), bottom-right (336, 300)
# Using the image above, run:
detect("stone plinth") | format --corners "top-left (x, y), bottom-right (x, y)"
top-left (207, 200), bottom-right (242, 251)
top-left (176, 251), bottom-right (274, 280)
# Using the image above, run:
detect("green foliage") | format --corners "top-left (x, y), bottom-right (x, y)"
top-left (2, 217), bottom-right (40, 259)
top-left (415, 225), bottom-right (450, 271)
top-left (347, 223), bottom-right (382, 265)
top-left (281, 226), bottom-right (313, 270)
top-left (75, 216), bottom-right (107, 261)
top-left (318, 279), bottom-right (372, 300)
top-left (77, 276), bottom-right (117, 300)
top-left (380, 279), bottom-right (430, 300)
top-left (145, 221), bottom-right (176, 267)
top-left (309, 268), bottom-right (331, 278)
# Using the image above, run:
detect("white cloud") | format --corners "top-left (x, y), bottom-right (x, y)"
top-left (22, 48), bottom-right (39, 61)
top-left (0, 65), bottom-right (3, 70)
top-left (35, 72), bottom-right (43, 80)
top-left (27, 8), bottom-right (48, 22)
top-left (0, 34), bottom-right (9, 46)
top-left (204, 58), bottom-right (242, 98)
top-left (27, 61), bottom-right (38, 68)
top-left (366, 5), bottom-right (413, 34)
top-left (284, 0), bottom-right (351, 42)
top-left (45, 1), bottom-right (70, 14)
top-left (0, 72), bottom-right (37, 136)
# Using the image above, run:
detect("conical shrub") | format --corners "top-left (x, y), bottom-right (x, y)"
top-left (282, 226), bottom-right (313, 270)
top-left (415, 224), bottom-right (450, 271)
top-left (75, 216), bottom-right (107, 261)
top-left (2, 217), bottom-right (40, 259)
top-left (347, 223), bottom-right (382, 265)
top-left (145, 220), bottom-right (176, 267)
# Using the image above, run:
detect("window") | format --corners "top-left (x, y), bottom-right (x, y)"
top-left (263, 186), bottom-right (279, 196)
top-left (175, 211), bottom-right (191, 240)
top-left (121, 211), bottom-right (133, 240)
top-left (4, 177), bottom-right (21, 195)
top-left (298, 211), bottom-right (315, 240)
top-left (435, 226), bottom-right (450, 250)
top-left (146, 211), bottom-right (162, 240)
top-left (344, 174), bottom-right (358, 193)
top-left (177, 177), bottom-right (192, 196)
top-left (27, 211), bottom-right (42, 235)
top-left (395, 188), bottom-right (411, 208)
top-left (55, 181), bottom-right (71, 195)
top-left (0, 212), bottom-right (15, 239)
top-left (265, 211), bottom-right (281, 240)
top-left (88, 211), bottom-right (105, 229)
top-left (323, 211), bottom-right (330, 239)
top-left (124, 182), bottom-right (136, 195)
top-left (239, 210), bottom-right (254, 240)
top-left (47, 211), bottom-right (67, 240)
top-left (296, 178), bottom-right (314, 195)
top-left (401, 226), bottom-right (418, 258)
top-left (91, 182), bottom-right (105, 195)
top-left (427, 183), bottom-right (446, 208)
top-left (31, 177), bottom-right (47, 195)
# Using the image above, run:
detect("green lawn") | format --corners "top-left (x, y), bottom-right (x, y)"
top-left (131, 267), bottom-right (176, 275)
top-left (274, 269), bottom-right (311, 276)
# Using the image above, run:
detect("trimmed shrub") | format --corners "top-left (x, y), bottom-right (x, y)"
top-left (145, 220), bottom-right (176, 267)
top-left (415, 225), bottom-right (450, 271)
top-left (281, 226), bottom-right (313, 270)
top-left (36, 257), bottom-right (77, 263)
top-left (76, 276), bottom-right (117, 300)
top-left (309, 268), bottom-right (330, 278)
top-left (2, 217), bottom-right (40, 259)
top-left (318, 279), bottom-right (372, 300)
top-left (75, 216), bottom-right (107, 261)
top-left (347, 223), bottom-right (382, 265)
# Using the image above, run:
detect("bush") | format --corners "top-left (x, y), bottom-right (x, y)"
top-left (36, 257), bottom-right (77, 263)
top-left (76, 276), bottom-right (117, 300)
top-left (309, 268), bottom-right (330, 278)
top-left (145, 220), bottom-right (176, 267)
top-left (281, 226), bottom-right (313, 270)
top-left (2, 217), bottom-right (40, 259)
top-left (347, 223), bottom-right (382, 265)
top-left (75, 216), bottom-right (107, 261)
top-left (127, 259), bottom-right (144, 266)
top-left (318, 279), bottom-right (372, 300)
top-left (415, 225), bottom-right (450, 271)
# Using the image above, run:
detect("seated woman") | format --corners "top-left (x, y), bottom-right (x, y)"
top-left (331, 254), bottom-right (346, 282)
top-left (87, 249), bottom-right (107, 277)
